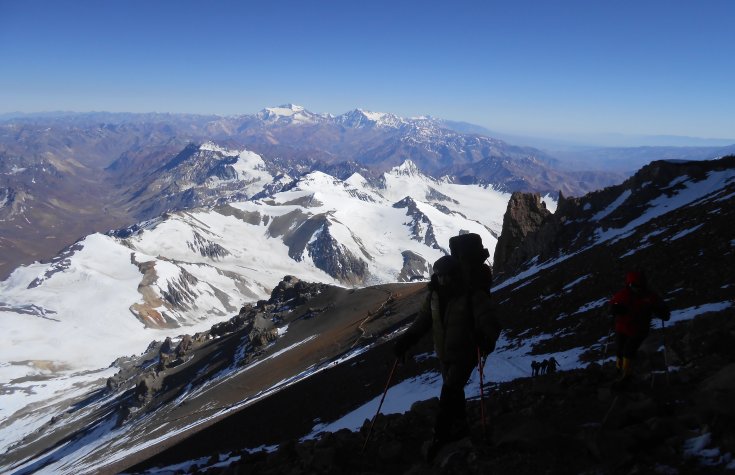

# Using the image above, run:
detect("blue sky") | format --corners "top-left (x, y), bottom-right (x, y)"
top-left (1, 0), bottom-right (733, 141)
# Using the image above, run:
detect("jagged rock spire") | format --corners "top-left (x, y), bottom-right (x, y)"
top-left (493, 192), bottom-right (552, 278)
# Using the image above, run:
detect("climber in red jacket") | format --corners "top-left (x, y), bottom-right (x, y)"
top-left (609, 270), bottom-right (670, 386)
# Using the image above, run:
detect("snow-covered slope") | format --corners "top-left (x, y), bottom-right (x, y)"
top-left (255, 103), bottom-right (330, 124)
top-left (121, 141), bottom-right (291, 219)
top-left (0, 149), bottom-right (518, 384)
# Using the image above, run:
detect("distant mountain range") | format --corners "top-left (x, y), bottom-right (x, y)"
top-left (1, 105), bottom-right (730, 283)
top-left (0, 105), bottom-right (623, 280)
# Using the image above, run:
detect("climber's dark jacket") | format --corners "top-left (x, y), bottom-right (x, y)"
top-left (398, 285), bottom-right (499, 366)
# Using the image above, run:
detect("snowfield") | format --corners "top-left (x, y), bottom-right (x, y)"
top-left (0, 154), bottom-right (511, 378)
top-left (0, 148), bottom-right (516, 466)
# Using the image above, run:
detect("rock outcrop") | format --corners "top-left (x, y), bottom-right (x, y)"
top-left (393, 196), bottom-right (442, 250)
top-left (493, 156), bottom-right (735, 281)
top-left (307, 225), bottom-right (369, 285)
top-left (267, 275), bottom-right (330, 309)
top-left (493, 192), bottom-right (553, 278)
top-left (398, 250), bottom-right (431, 282)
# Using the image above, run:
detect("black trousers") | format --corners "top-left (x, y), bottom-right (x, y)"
top-left (435, 362), bottom-right (475, 440)
top-left (615, 332), bottom-right (647, 359)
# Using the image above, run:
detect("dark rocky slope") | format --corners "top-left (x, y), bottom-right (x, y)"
top-left (125, 156), bottom-right (735, 474)
top-left (129, 308), bottom-right (735, 475)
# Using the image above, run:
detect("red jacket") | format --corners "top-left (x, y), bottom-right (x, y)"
top-left (610, 286), bottom-right (669, 337)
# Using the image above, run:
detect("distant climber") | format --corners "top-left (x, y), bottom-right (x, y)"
top-left (393, 233), bottom-right (501, 460)
top-left (546, 356), bottom-right (559, 373)
top-left (531, 360), bottom-right (540, 376)
top-left (609, 270), bottom-right (670, 388)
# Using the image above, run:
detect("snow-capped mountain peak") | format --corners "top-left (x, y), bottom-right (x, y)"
top-left (389, 160), bottom-right (423, 177)
top-left (356, 108), bottom-right (386, 121)
top-left (344, 172), bottom-right (370, 189)
top-left (256, 104), bottom-right (324, 124)
top-left (199, 141), bottom-right (237, 154)
top-left (336, 108), bottom-right (403, 129)
top-left (264, 103), bottom-right (304, 116)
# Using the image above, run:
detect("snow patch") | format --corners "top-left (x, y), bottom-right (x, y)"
top-left (592, 190), bottom-right (632, 221)
top-left (620, 243), bottom-right (651, 258)
top-left (714, 190), bottom-right (735, 203)
top-left (562, 274), bottom-right (591, 292)
top-left (683, 432), bottom-right (733, 467)
top-left (541, 194), bottom-right (558, 213)
top-left (667, 224), bottom-right (704, 241)
top-left (669, 301), bottom-right (733, 324)
top-left (594, 169), bottom-right (735, 245)
top-left (304, 371), bottom-right (443, 439)
top-left (572, 297), bottom-right (609, 315)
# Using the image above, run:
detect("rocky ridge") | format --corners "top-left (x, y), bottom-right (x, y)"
top-left (0, 277), bottom-right (429, 475)
top-left (493, 156), bottom-right (735, 281)
top-left (155, 312), bottom-right (735, 475)
top-left (93, 276), bottom-right (334, 425)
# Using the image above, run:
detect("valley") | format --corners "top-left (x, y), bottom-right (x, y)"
top-left (1, 106), bottom-right (734, 474)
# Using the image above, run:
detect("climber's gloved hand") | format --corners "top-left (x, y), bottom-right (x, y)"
top-left (393, 337), bottom-right (409, 363)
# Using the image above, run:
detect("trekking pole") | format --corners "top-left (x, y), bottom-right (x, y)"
top-left (661, 319), bottom-right (670, 385)
top-left (362, 358), bottom-right (399, 453)
top-left (601, 395), bottom-right (620, 428)
top-left (477, 347), bottom-right (487, 437)
top-left (600, 323), bottom-right (613, 367)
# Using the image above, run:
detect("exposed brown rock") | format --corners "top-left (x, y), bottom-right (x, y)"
top-left (175, 335), bottom-right (193, 357)
top-left (493, 192), bottom-right (553, 278)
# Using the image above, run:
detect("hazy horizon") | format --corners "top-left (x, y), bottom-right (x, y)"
top-left (2, 1), bottom-right (734, 142)
top-left (1, 105), bottom-right (733, 149)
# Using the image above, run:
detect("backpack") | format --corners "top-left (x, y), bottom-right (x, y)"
top-left (449, 233), bottom-right (492, 289)
top-left (449, 233), bottom-right (490, 263)
top-left (449, 233), bottom-right (499, 354)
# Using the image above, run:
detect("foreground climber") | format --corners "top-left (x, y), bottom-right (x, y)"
top-left (393, 234), bottom-right (501, 460)
top-left (609, 270), bottom-right (670, 388)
